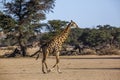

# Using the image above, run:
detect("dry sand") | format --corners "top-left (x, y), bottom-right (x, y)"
top-left (0, 55), bottom-right (120, 80)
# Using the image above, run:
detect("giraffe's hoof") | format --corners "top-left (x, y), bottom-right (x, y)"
top-left (57, 70), bottom-right (62, 74)
top-left (42, 71), bottom-right (47, 74)
top-left (58, 71), bottom-right (62, 74)
top-left (47, 69), bottom-right (51, 73)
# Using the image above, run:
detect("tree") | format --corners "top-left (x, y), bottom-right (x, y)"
top-left (67, 28), bottom-right (82, 45)
top-left (1, 0), bottom-right (55, 56)
top-left (47, 20), bottom-right (68, 32)
top-left (0, 11), bottom-right (16, 45)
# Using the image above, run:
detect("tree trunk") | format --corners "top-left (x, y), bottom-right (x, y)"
top-left (20, 44), bottom-right (27, 57)
top-left (18, 32), bottom-right (27, 57)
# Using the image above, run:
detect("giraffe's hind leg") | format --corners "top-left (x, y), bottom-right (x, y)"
top-left (42, 58), bottom-right (50, 73)
top-left (42, 58), bottom-right (46, 74)
top-left (42, 52), bottom-right (49, 74)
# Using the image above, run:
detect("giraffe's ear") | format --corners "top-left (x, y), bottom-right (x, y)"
top-left (71, 20), bottom-right (73, 22)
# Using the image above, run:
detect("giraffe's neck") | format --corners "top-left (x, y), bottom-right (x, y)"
top-left (46, 23), bottom-right (71, 49)
top-left (55, 23), bottom-right (71, 43)
top-left (61, 24), bottom-right (70, 37)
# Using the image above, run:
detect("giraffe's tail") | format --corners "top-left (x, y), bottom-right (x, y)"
top-left (36, 49), bottom-right (42, 60)
top-left (30, 49), bottom-right (41, 60)
top-left (36, 53), bottom-right (39, 60)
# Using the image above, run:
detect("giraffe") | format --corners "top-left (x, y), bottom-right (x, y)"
top-left (36, 20), bottom-right (79, 73)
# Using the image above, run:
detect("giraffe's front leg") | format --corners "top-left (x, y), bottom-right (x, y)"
top-left (56, 54), bottom-right (62, 74)
top-left (42, 61), bottom-right (50, 73)
top-left (48, 64), bottom-right (62, 73)
top-left (57, 63), bottom-right (62, 73)
top-left (49, 52), bottom-right (62, 73)
top-left (44, 62), bottom-right (50, 73)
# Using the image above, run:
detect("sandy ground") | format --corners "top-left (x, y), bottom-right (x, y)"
top-left (0, 55), bottom-right (120, 80)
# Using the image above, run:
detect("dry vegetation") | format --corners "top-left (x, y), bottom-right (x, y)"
top-left (98, 48), bottom-right (120, 55)
top-left (0, 46), bottom-right (120, 58)
top-left (0, 46), bottom-right (40, 57)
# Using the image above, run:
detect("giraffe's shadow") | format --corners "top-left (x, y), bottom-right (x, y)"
top-left (65, 67), bottom-right (120, 70)
top-left (61, 57), bottom-right (120, 59)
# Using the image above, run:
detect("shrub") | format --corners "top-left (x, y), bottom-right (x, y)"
top-left (98, 48), bottom-right (120, 55)
top-left (82, 49), bottom-right (96, 55)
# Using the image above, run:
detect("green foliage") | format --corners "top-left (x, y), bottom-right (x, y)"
top-left (0, 12), bottom-right (17, 45)
top-left (0, 13), bottom-right (16, 33)
top-left (79, 25), bottom-right (120, 47)
top-left (47, 20), bottom-right (68, 32)
top-left (41, 32), bottom-right (57, 42)
top-left (4, 0), bottom-right (55, 23)
top-left (66, 28), bottom-right (83, 45)
top-left (78, 28), bottom-right (101, 46)
top-left (2, 0), bottom-right (55, 41)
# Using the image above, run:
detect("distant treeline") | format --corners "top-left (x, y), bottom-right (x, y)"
top-left (41, 24), bottom-right (120, 49)
top-left (0, 19), bottom-right (120, 49)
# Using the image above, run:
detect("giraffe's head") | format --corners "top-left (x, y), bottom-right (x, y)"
top-left (69, 20), bottom-right (79, 28)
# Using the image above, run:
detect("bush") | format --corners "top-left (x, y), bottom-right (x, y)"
top-left (97, 48), bottom-right (120, 55)
top-left (82, 49), bottom-right (96, 55)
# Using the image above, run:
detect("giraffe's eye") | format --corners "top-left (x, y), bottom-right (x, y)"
top-left (71, 24), bottom-right (74, 26)
top-left (71, 23), bottom-right (78, 28)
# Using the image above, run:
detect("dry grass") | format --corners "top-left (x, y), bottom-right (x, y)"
top-left (0, 47), bottom-right (39, 57)
top-left (0, 49), bottom-right (13, 56)
top-left (0, 46), bottom-right (120, 57)
top-left (26, 47), bottom-right (40, 55)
